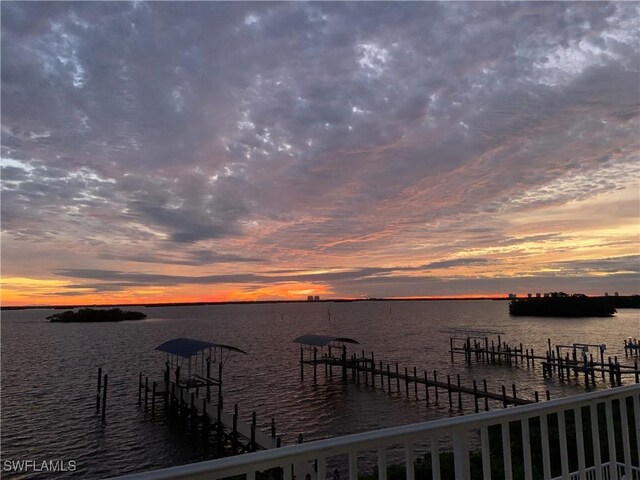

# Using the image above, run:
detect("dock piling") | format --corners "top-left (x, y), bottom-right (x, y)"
top-left (101, 374), bottom-right (108, 422)
top-left (97, 367), bottom-right (102, 412)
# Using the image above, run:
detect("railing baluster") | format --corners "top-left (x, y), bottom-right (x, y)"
top-left (481, 425), bottom-right (491, 480)
top-left (575, 406), bottom-right (586, 479)
top-left (619, 397), bottom-right (632, 480)
top-left (540, 412), bottom-right (552, 480)
top-left (521, 418), bottom-right (532, 480)
top-left (431, 435), bottom-right (441, 480)
top-left (502, 422), bottom-right (513, 480)
top-left (284, 464), bottom-right (293, 480)
top-left (378, 447), bottom-right (387, 480)
top-left (246, 471), bottom-right (255, 480)
top-left (605, 399), bottom-right (618, 480)
top-left (589, 402), bottom-right (603, 480)
top-left (453, 430), bottom-right (470, 480)
top-left (317, 457), bottom-right (326, 480)
top-left (634, 394), bottom-right (640, 471)
top-left (348, 452), bottom-right (358, 480)
top-left (405, 442), bottom-right (415, 480)
top-left (559, 410), bottom-right (570, 480)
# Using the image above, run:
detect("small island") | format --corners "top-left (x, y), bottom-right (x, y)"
top-left (47, 308), bottom-right (147, 322)
top-left (509, 293), bottom-right (616, 317)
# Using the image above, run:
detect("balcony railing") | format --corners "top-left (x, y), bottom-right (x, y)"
top-left (113, 383), bottom-right (639, 480)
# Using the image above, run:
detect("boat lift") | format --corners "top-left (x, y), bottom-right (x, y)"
top-left (155, 338), bottom-right (247, 405)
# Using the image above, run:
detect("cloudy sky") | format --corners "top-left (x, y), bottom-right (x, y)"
top-left (1, 1), bottom-right (639, 305)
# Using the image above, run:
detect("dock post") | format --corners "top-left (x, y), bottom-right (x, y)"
top-left (202, 398), bottom-right (208, 435)
top-left (535, 391), bottom-right (539, 403)
top-left (501, 385), bottom-right (507, 408)
top-left (206, 358), bottom-right (211, 401)
top-left (456, 374), bottom-right (462, 410)
top-left (300, 348), bottom-right (304, 381)
top-left (371, 352), bottom-right (375, 387)
top-left (473, 380), bottom-right (479, 413)
top-left (404, 367), bottom-right (409, 397)
top-left (424, 370), bottom-right (429, 405)
top-left (484, 337), bottom-right (489, 364)
top-left (165, 363), bottom-right (170, 406)
top-left (635, 360), bottom-right (639, 383)
top-left (351, 353), bottom-right (360, 385)
top-left (232, 404), bottom-right (239, 454)
top-left (380, 361), bottom-right (384, 389)
top-left (414, 366), bottom-right (418, 399)
top-left (144, 377), bottom-right (149, 411)
top-left (251, 412), bottom-right (257, 452)
top-left (101, 374), bottom-right (108, 422)
top-left (483, 379), bottom-right (489, 411)
top-left (363, 350), bottom-right (368, 384)
top-left (218, 363), bottom-right (223, 412)
top-left (328, 346), bottom-right (333, 378)
top-left (546, 390), bottom-right (550, 401)
top-left (386, 364), bottom-right (391, 392)
top-left (446, 375), bottom-right (453, 411)
top-left (96, 367), bottom-right (102, 412)
top-left (519, 343), bottom-right (523, 365)
top-left (152, 381), bottom-right (157, 416)
top-left (342, 345), bottom-right (347, 382)
top-left (450, 337), bottom-right (454, 363)
top-left (532, 349), bottom-right (535, 367)
top-left (395, 363), bottom-right (400, 392)
top-left (313, 348), bottom-right (317, 385)
top-left (433, 370), bottom-right (439, 404)
top-left (271, 418), bottom-right (276, 438)
top-left (138, 371), bottom-right (142, 406)
top-left (512, 384), bottom-right (517, 403)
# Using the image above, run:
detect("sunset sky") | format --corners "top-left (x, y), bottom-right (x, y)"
top-left (1, 2), bottom-right (639, 306)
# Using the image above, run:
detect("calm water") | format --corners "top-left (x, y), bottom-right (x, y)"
top-left (1, 300), bottom-right (638, 478)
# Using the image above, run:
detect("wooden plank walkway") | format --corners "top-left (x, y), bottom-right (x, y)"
top-left (302, 354), bottom-right (533, 408)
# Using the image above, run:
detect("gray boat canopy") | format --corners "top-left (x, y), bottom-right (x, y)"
top-left (294, 334), bottom-right (359, 347)
top-left (155, 338), bottom-right (248, 358)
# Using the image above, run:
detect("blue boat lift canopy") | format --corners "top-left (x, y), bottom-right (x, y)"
top-left (156, 338), bottom-right (247, 358)
top-left (294, 334), bottom-right (359, 348)
top-left (155, 337), bottom-right (247, 387)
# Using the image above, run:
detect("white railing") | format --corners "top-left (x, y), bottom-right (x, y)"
top-left (113, 384), bottom-right (640, 480)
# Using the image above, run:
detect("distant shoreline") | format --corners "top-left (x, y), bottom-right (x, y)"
top-left (3, 295), bottom-right (637, 311)
top-left (2, 296), bottom-right (509, 310)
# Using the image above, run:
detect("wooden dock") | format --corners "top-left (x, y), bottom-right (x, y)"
top-left (295, 335), bottom-right (537, 414)
top-left (448, 334), bottom-right (640, 388)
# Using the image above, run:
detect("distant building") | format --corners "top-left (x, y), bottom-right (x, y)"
top-left (605, 292), bottom-right (609, 297)
top-left (543, 293), bottom-right (549, 298)
top-left (536, 293), bottom-right (541, 298)
top-left (615, 292), bottom-right (619, 296)
top-left (314, 295), bottom-right (320, 301)
top-left (307, 296), bottom-right (314, 301)
top-left (508, 293), bottom-right (517, 299)
top-left (527, 293), bottom-right (532, 298)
